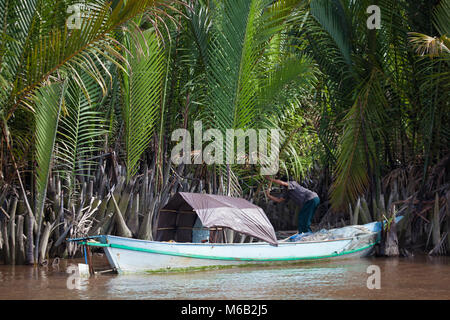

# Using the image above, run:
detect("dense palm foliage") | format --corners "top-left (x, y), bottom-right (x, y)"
top-left (296, 0), bottom-right (449, 212)
top-left (0, 0), bottom-right (187, 263)
top-left (0, 0), bottom-right (449, 264)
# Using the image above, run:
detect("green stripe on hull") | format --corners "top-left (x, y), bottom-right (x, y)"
top-left (81, 241), bottom-right (376, 262)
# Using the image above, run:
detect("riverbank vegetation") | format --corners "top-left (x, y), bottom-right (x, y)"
top-left (0, 0), bottom-right (449, 265)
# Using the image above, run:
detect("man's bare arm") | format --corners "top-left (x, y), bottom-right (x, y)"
top-left (264, 176), bottom-right (288, 187)
top-left (265, 190), bottom-right (286, 203)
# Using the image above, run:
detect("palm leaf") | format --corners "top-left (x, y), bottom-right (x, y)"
top-left (310, 0), bottom-right (352, 65)
top-left (122, 28), bottom-right (165, 180)
top-left (206, 0), bottom-right (260, 131)
top-left (409, 0), bottom-right (450, 58)
top-left (55, 69), bottom-right (107, 195)
top-left (199, 0), bottom-right (317, 187)
top-left (2, 0), bottom-right (170, 120)
top-left (33, 81), bottom-right (66, 262)
top-left (433, 0), bottom-right (450, 37)
top-left (330, 70), bottom-right (389, 211)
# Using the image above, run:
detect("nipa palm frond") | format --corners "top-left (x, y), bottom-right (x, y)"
top-left (330, 70), bottom-right (389, 211)
top-left (55, 69), bottom-right (108, 195)
top-left (3, 0), bottom-right (169, 120)
top-left (205, 0), bottom-right (262, 132)
top-left (34, 80), bottom-right (66, 262)
top-left (122, 29), bottom-right (166, 180)
top-left (309, 0), bottom-right (352, 65)
top-left (433, 0), bottom-right (450, 37)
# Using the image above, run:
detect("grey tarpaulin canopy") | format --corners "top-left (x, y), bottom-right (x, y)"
top-left (155, 192), bottom-right (278, 246)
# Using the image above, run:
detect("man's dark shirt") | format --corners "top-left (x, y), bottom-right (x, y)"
top-left (282, 181), bottom-right (318, 209)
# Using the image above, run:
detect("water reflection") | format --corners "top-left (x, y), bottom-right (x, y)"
top-left (0, 256), bottom-right (449, 299)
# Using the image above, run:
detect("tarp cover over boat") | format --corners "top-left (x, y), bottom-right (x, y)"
top-left (156, 192), bottom-right (278, 245)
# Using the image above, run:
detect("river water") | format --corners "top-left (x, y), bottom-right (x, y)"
top-left (0, 255), bottom-right (449, 300)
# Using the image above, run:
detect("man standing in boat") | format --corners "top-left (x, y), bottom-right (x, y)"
top-left (264, 176), bottom-right (320, 234)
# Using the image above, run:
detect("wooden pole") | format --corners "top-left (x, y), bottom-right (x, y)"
top-left (8, 197), bottom-right (18, 265)
top-left (431, 193), bottom-right (441, 249)
top-left (16, 215), bottom-right (25, 265)
top-left (86, 245), bottom-right (95, 276)
top-left (1, 218), bottom-right (10, 264)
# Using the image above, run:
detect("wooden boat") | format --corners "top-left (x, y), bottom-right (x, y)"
top-left (68, 193), bottom-right (401, 274)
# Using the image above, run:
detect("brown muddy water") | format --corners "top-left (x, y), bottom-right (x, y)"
top-left (0, 255), bottom-right (449, 300)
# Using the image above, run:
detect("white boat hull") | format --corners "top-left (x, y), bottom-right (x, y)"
top-left (71, 216), bottom-right (402, 273)
top-left (94, 232), bottom-right (377, 273)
